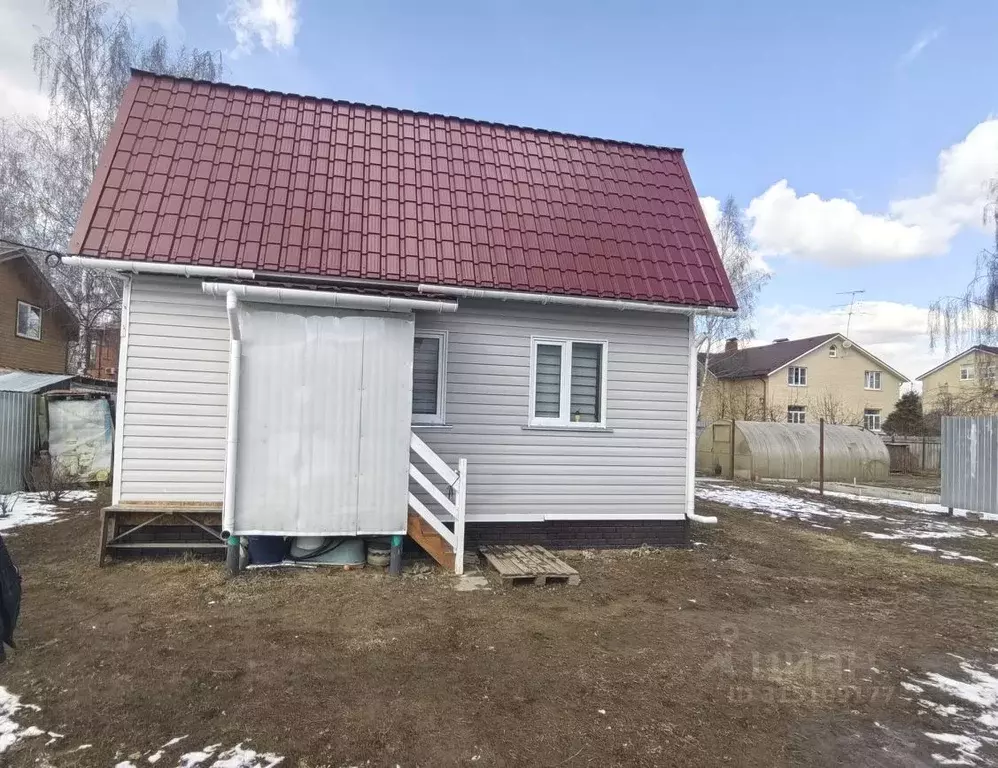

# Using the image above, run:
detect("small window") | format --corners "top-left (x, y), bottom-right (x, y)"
top-left (787, 405), bottom-right (806, 424)
top-left (16, 301), bottom-right (41, 341)
top-left (787, 366), bottom-right (807, 386)
top-left (864, 409), bottom-right (882, 431)
top-left (529, 337), bottom-right (607, 427)
top-left (960, 365), bottom-right (975, 381)
top-left (864, 370), bottom-right (882, 390)
top-left (828, 345), bottom-right (837, 358)
top-left (412, 331), bottom-right (447, 424)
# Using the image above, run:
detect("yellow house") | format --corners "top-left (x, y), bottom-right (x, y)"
top-left (699, 333), bottom-right (909, 429)
top-left (918, 345), bottom-right (998, 414)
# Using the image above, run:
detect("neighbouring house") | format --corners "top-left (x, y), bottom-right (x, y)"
top-left (67, 70), bottom-right (736, 571)
top-left (918, 345), bottom-right (998, 415)
top-left (0, 241), bottom-right (78, 375)
top-left (699, 333), bottom-right (909, 431)
top-left (85, 324), bottom-right (121, 381)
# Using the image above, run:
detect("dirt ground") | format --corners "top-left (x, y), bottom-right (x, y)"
top-left (3, 492), bottom-right (998, 767)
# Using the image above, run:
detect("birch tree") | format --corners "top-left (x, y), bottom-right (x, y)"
top-left (0, 0), bottom-right (221, 372)
top-left (696, 196), bottom-right (770, 418)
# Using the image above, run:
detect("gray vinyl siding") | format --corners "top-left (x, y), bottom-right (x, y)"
top-left (117, 278), bottom-right (693, 518)
top-left (119, 275), bottom-right (229, 502)
top-left (414, 301), bottom-right (691, 519)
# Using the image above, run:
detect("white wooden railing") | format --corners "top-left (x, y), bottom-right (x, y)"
top-left (408, 432), bottom-right (467, 575)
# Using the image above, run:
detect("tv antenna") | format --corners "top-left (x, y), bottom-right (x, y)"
top-left (836, 290), bottom-right (866, 336)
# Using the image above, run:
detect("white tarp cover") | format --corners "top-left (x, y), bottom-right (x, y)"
top-left (234, 305), bottom-right (415, 536)
top-left (47, 398), bottom-right (113, 482)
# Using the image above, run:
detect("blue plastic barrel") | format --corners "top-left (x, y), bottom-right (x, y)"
top-left (247, 536), bottom-right (287, 564)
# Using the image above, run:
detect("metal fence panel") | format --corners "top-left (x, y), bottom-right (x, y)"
top-left (941, 416), bottom-right (998, 516)
top-left (0, 392), bottom-right (39, 494)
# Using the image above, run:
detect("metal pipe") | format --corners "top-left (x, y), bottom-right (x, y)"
top-left (819, 418), bottom-right (826, 497)
top-left (203, 282), bottom-right (459, 313)
top-left (61, 255), bottom-right (255, 280)
top-left (417, 283), bottom-right (736, 317)
top-left (222, 291), bottom-right (241, 540)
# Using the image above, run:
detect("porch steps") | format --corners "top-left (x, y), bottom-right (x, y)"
top-left (407, 511), bottom-right (456, 571)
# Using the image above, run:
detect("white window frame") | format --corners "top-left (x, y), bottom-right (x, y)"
top-left (787, 405), bottom-right (806, 424)
top-left (864, 370), bottom-right (882, 390)
top-left (411, 330), bottom-right (448, 426)
top-left (787, 366), bottom-right (807, 387)
top-left (960, 364), bottom-right (975, 381)
top-left (528, 336), bottom-right (608, 429)
top-left (15, 300), bottom-right (42, 341)
top-left (864, 409), bottom-right (882, 431)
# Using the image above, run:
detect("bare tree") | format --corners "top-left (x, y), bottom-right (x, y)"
top-left (696, 197), bottom-right (770, 418)
top-left (809, 392), bottom-right (860, 427)
top-left (0, 0), bottom-right (222, 372)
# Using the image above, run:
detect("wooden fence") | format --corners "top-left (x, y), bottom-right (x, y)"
top-left (882, 434), bottom-right (941, 473)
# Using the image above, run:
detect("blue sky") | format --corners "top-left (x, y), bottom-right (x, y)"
top-left (5, 0), bottom-right (998, 378)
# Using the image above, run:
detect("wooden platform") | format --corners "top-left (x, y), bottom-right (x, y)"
top-left (98, 504), bottom-right (224, 566)
top-left (479, 544), bottom-right (580, 586)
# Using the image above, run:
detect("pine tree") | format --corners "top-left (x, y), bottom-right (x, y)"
top-left (882, 392), bottom-right (924, 435)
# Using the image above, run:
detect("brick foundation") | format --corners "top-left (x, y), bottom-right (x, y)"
top-left (465, 518), bottom-right (689, 550)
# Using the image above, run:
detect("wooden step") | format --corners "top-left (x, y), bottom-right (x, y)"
top-left (407, 511), bottom-right (456, 571)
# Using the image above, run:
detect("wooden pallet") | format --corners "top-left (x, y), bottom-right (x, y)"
top-left (479, 544), bottom-right (580, 586)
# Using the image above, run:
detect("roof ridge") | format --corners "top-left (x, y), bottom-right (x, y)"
top-left (129, 69), bottom-right (686, 155)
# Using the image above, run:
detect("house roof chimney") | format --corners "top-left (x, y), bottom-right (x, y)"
top-left (725, 338), bottom-right (738, 353)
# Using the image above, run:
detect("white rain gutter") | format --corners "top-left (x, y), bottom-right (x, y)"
top-left (62, 255), bottom-right (255, 280)
top-left (203, 282), bottom-right (459, 313)
top-left (417, 283), bottom-right (736, 317)
top-left (685, 313), bottom-right (716, 525)
top-left (222, 291), bottom-right (241, 539)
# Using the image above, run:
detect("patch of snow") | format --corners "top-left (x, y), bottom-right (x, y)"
top-left (798, 486), bottom-right (998, 522)
top-left (695, 485), bottom-right (881, 522)
top-left (0, 490), bottom-right (95, 532)
top-left (176, 743), bottom-right (283, 768)
top-left (909, 660), bottom-right (998, 765)
top-left (0, 686), bottom-right (44, 754)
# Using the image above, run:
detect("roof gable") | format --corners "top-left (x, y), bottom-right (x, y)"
top-left (705, 333), bottom-right (910, 382)
top-left (917, 345), bottom-right (998, 380)
top-left (70, 71), bottom-right (737, 310)
top-left (0, 244), bottom-right (79, 335)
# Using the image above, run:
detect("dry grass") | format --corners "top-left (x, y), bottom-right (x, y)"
top-left (2, 500), bottom-right (998, 767)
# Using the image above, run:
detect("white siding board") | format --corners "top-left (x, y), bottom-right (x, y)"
top-left (413, 300), bottom-right (693, 519)
top-left (119, 275), bottom-right (229, 502)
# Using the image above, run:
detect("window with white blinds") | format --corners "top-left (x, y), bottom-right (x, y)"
top-left (530, 338), bottom-right (607, 427)
top-left (412, 332), bottom-right (447, 424)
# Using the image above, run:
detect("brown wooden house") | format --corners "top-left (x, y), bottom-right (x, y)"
top-left (0, 242), bottom-right (79, 374)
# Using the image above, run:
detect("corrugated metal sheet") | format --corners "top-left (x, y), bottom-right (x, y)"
top-left (234, 304), bottom-right (413, 536)
top-left (0, 392), bottom-right (39, 493)
top-left (941, 416), bottom-right (998, 516)
top-left (696, 421), bottom-right (889, 482)
top-left (0, 371), bottom-right (73, 393)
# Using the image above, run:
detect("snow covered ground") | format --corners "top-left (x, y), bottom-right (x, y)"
top-left (799, 486), bottom-right (998, 522)
top-left (695, 482), bottom-right (997, 566)
top-left (0, 490), bottom-right (95, 533)
top-left (901, 656), bottom-right (998, 765)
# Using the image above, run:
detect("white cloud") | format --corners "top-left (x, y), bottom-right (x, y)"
top-left (899, 27), bottom-right (943, 68)
top-left (756, 301), bottom-right (951, 386)
top-left (744, 118), bottom-right (998, 266)
top-left (222, 0), bottom-right (299, 56)
top-left (111, 0), bottom-right (180, 29)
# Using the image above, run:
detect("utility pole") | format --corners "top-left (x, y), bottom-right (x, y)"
top-left (836, 289), bottom-right (866, 336)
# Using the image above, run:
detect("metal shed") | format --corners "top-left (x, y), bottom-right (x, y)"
top-left (696, 420), bottom-right (889, 483)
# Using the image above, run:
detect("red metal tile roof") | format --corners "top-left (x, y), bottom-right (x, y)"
top-left (71, 71), bottom-right (736, 309)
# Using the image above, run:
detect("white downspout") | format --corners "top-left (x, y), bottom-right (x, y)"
top-left (686, 314), bottom-right (717, 525)
top-left (222, 290), bottom-right (241, 539)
